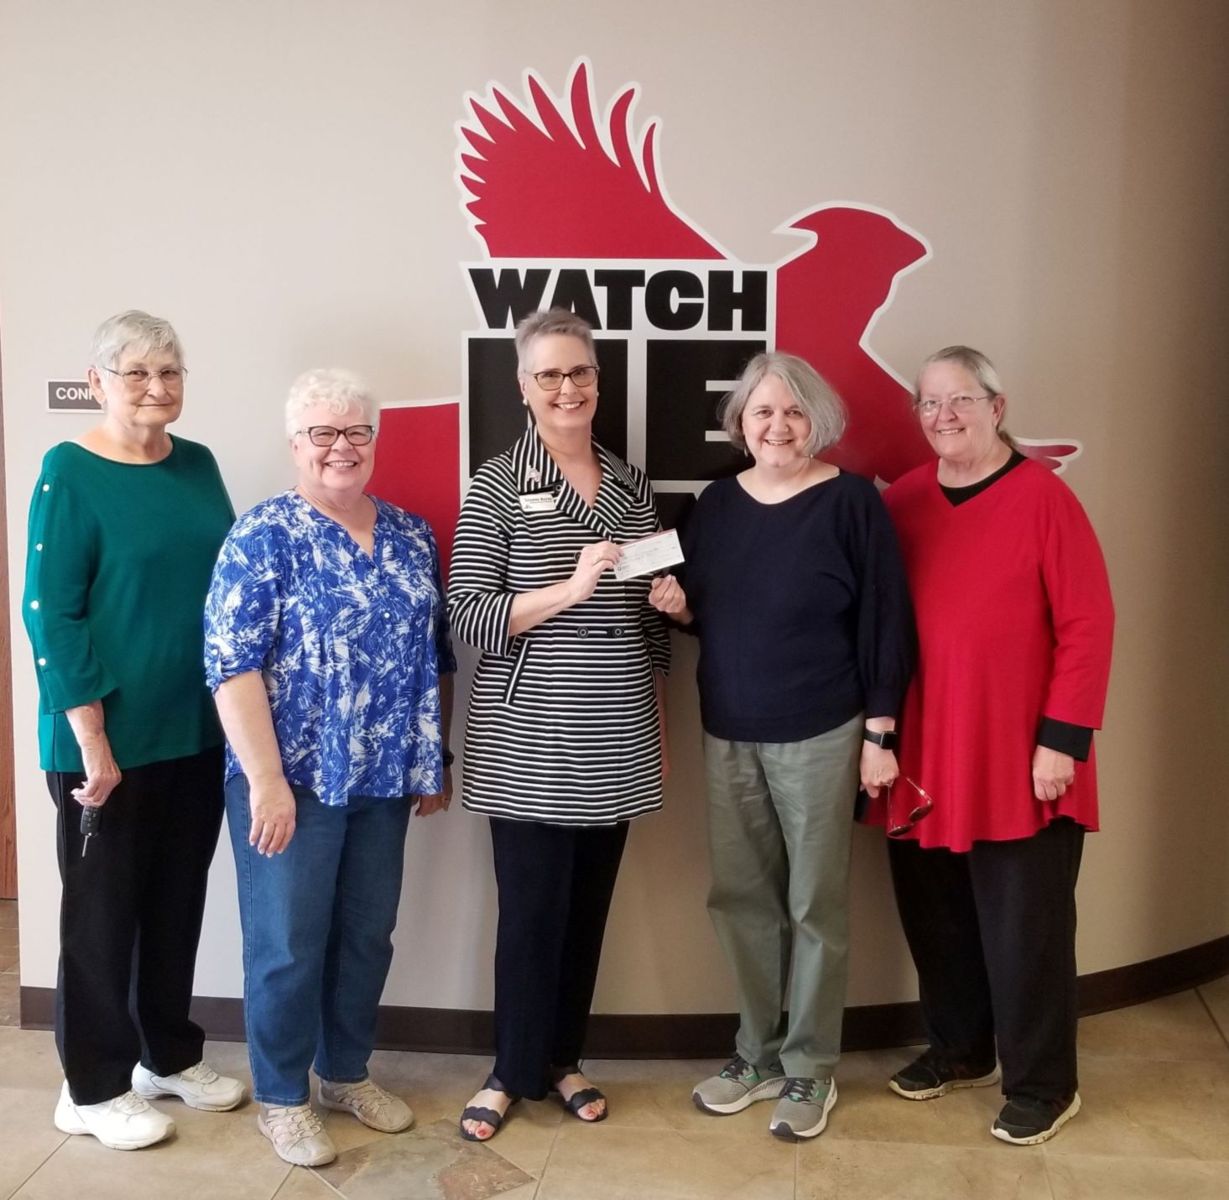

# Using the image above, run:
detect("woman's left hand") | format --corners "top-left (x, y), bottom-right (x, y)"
top-left (414, 767), bottom-right (453, 817)
top-left (648, 574), bottom-right (689, 616)
top-left (860, 743), bottom-right (899, 798)
top-left (1032, 746), bottom-right (1075, 801)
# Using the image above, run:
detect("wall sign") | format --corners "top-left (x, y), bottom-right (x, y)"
top-left (368, 59), bottom-right (1081, 567)
top-left (47, 380), bottom-right (99, 412)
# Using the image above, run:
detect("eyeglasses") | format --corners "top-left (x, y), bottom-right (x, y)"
top-left (914, 394), bottom-right (991, 418)
top-left (295, 425), bottom-right (376, 447)
top-left (101, 365), bottom-right (187, 389)
top-left (886, 776), bottom-right (936, 838)
top-left (528, 366), bottom-right (599, 391)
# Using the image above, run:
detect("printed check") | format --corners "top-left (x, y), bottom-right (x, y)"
top-left (613, 529), bottom-right (685, 581)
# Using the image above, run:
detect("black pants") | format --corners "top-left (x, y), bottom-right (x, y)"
top-left (887, 817), bottom-right (1085, 1104)
top-left (489, 817), bottom-right (628, 1099)
top-left (49, 746), bottom-right (225, 1104)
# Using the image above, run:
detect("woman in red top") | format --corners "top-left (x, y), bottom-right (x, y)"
top-left (880, 346), bottom-right (1113, 1146)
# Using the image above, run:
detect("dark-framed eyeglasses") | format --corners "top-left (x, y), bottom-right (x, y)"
top-left (886, 776), bottom-right (936, 838)
top-left (101, 365), bottom-right (187, 389)
top-left (528, 366), bottom-right (599, 391)
top-left (295, 424), bottom-right (376, 447)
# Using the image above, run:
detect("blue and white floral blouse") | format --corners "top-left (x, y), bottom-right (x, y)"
top-left (204, 490), bottom-right (456, 806)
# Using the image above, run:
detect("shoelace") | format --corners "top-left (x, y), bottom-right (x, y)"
top-left (112, 1090), bottom-right (151, 1115)
top-left (720, 1054), bottom-right (753, 1080)
top-left (177, 1062), bottom-right (220, 1085)
top-left (781, 1078), bottom-right (819, 1103)
top-left (266, 1105), bottom-right (324, 1141)
top-left (330, 1080), bottom-right (393, 1114)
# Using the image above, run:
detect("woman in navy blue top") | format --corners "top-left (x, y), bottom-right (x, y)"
top-left (205, 368), bottom-right (455, 1168)
top-left (650, 352), bottom-right (914, 1141)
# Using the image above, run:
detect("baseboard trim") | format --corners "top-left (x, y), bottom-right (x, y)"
top-left (20, 934), bottom-right (1229, 1057)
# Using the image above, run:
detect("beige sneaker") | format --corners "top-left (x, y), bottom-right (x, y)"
top-left (54, 1082), bottom-right (175, 1150)
top-left (319, 1078), bottom-right (414, 1133)
top-left (258, 1103), bottom-right (337, 1166)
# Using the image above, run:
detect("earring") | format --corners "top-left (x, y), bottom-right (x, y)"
top-left (521, 398), bottom-right (528, 407)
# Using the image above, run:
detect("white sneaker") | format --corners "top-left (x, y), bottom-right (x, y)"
top-left (54, 1082), bottom-right (175, 1150)
top-left (319, 1077), bottom-right (414, 1133)
top-left (132, 1061), bottom-right (245, 1111)
top-left (258, 1103), bottom-right (337, 1167)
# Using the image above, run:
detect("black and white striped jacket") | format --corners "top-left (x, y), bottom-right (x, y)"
top-left (448, 428), bottom-right (670, 824)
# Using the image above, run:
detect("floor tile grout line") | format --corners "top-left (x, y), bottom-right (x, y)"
top-left (262, 1162), bottom-right (294, 1200)
top-left (527, 1112), bottom-right (563, 1199)
top-left (1, 1131), bottom-right (70, 1200)
top-left (305, 1162), bottom-right (348, 1198)
top-left (1039, 1145), bottom-right (1060, 1200)
top-left (1194, 984), bottom-right (1229, 1051)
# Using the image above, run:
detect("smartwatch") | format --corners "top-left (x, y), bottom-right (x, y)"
top-left (863, 728), bottom-right (898, 750)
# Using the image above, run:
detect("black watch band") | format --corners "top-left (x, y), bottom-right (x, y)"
top-left (442, 749), bottom-right (455, 768)
top-left (863, 728), bottom-right (898, 750)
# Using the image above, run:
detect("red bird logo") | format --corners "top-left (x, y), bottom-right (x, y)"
top-left (370, 60), bottom-right (1079, 569)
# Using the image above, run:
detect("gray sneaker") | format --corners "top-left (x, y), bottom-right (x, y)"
top-left (768, 1077), bottom-right (837, 1141)
top-left (693, 1054), bottom-right (785, 1115)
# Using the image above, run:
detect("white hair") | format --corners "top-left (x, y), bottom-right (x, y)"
top-left (284, 368), bottom-right (379, 437)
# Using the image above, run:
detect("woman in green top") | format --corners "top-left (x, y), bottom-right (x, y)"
top-left (23, 310), bottom-right (244, 1150)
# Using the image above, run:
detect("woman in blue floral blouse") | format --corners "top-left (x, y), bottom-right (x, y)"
top-left (204, 368), bottom-right (455, 1168)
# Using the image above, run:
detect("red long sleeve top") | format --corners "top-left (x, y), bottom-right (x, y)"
top-left (880, 458), bottom-right (1114, 851)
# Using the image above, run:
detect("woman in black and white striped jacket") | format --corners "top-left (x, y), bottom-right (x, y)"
top-left (449, 309), bottom-right (669, 1142)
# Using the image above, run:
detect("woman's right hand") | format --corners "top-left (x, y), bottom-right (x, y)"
top-left (64, 703), bottom-right (121, 807)
top-left (568, 540), bottom-right (622, 604)
top-left (248, 774), bottom-right (297, 856)
top-left (72, 731), bottom-right (122, 808)
top-left (648, 573), bottom-right (689, 616)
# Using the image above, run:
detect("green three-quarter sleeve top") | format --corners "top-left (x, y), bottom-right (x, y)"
top-left (23, 437), bottom-right (235, 773)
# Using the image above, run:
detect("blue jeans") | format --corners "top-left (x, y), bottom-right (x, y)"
top-left (225, 775), bottom-right (411, 1105)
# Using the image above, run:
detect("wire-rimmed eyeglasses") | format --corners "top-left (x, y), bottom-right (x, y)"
top-left (294, 424), bottom-right (376, 447)
top-left (913, 394), bottom-right (991, 418)
top-left (101, 365), bottom-right (187, 389)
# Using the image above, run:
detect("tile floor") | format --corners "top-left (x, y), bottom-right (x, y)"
top-left (1, 898), bottom-right (1227, 1199)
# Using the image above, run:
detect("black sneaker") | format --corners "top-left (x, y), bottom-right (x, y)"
top-left (888, 1048), bottom-right (1000, 1101)
top-left (991, 1093), bottom-right (1081, 1145)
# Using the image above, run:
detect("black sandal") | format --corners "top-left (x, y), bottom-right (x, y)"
top-left (550, 1064), bottom-right (608, 1123)
top-left (459, 1074), bottom-right (520, 1141)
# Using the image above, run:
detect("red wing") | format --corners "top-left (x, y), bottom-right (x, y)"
top-left (458, 60), bottom-right (722, 260)
top-left (1015, 440), bottom-right (1083, 473)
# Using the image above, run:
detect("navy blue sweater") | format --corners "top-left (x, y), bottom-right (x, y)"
top-left (679, 472), bottom-right (915, 743)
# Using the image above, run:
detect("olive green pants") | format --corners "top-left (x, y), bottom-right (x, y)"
top-left (704, 714), bottom-right (862, 1080)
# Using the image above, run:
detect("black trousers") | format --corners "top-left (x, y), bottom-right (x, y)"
top-left (887, 817), bottom-right (1085, 1104)
top-left (489, 817), bottom-right (628, 1099)
top-left (49, 746), bottom-right (225, 1104)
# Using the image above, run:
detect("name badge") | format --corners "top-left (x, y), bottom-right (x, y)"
top-left (519, 491), bottom-right (558, 513)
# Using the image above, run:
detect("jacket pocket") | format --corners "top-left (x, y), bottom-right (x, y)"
top-left (502, 638), bottom-right (532, 706)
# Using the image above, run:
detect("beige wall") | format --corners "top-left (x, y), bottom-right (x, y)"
top-left (2, 0), bottom-right (1227, 1014)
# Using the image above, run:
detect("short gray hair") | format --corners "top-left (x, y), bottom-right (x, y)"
top-left (916, 345), bottom-right (1014, 448)
top-left (90, 310), bottom-right (183, 371)
top-left (914, 345), bottom-right (1004, 401)
top-left (720, 352), bottom-right (846, 456)
top-left (514, 308), bottom-right (597, 373)
top-left (284, 368), bottom-right (379, 437)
